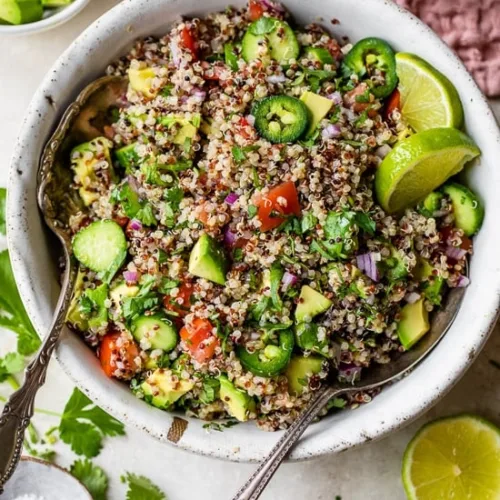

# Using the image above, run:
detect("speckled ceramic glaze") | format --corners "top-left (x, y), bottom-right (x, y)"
top-left (6, 0), bottom-right (500, 462)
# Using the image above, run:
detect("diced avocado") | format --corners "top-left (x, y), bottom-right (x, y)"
top-left (141, 369), bottom-right (194, 410)
top-left (219, 375), bottom-right (255, 422)
top-left (173, 122), bottom-right (197, 145)
top-left (131, 314), bottom-right (178, 352)
top-left (82, 284), bottom-right (109, 329)
top-left (285, 355), bottom-right (324, 395)
top-left (397, 298), bottom-right (430, 350)
top-left (66, 268), bottom-right (89, 331)
top-left (110, 282), bottom-right (139, 318)
top-left (128, 67), bottom-right (157, 98)
top-left (71, 137), bottom-right (114, 206)
top-left (303, 47), bottom-right (335, 66)
top-left (158, 114), bottom-right (200, 145)
top-left (418, 191), bottom-right (443, 218)
top-left (0, 0), bottom-right (43, 25)
top-left (384, 245), bottom-right (408, 282)
top-left (189, 233), bottom-right (227, 285)
top-left (300, 91), bottom-right (333, 137)
top-left (295, 322), bottom-right (327, 354)
top-left (200, 119), bottom-right (213, 136)
top-left (442, 182), bottom-right (484, 236)
top-left (115, 143), bottom-right (140, 171)
top-left (414, 258), bottom-right (445, 306)
top-left (295, 285), bottom-right (332, 323)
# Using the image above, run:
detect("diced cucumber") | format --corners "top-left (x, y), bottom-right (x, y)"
top-left (131, 314), bottom-right (178, 352)
top-left (0, 0), bottom-right (43, 25)
top-left (72, 220), bottom-right (127, 283)
top-left (242, 17), bottom-right (300, 65)
top-left (303, 47), bottom-right (334, 66)
top-left (442, 182), bottom-right (484, 236)
top-left (115, 143), bottom-right (140, 171)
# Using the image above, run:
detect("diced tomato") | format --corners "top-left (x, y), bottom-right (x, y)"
top-left (180, 318), bottom-right (220, 363)
top-left (238, 116), bottom-right (253, 140)
top-left (180, 26), bottom-right (197, 59)
top-left (99, 332), bottom-right (140, 379)
top-left (256, 181), bottom-right (301, 231)
top-left (344, 83), bottom-right (372, 113)
top-left (248, 0), bottom-right (264, 20)
top-left (385, 89), bottom-right (401, 119)
top-left (163, 282), bottom-right (195, 317)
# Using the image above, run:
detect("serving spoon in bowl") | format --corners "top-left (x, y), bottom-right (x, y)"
top-left (0, 75), bottom-right (127, 491)
top-left (232, 285), bottom-right (465, 500)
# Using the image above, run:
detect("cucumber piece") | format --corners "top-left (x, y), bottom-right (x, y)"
top-left (131, 314), bottom-right (178, 352)
top-left (442, 182), bottom-right (484, 236)
top-left (72, 220), bottom-right (127, 283)
top-left (252, 95), bottom-right (310, 144)
top-left (115, 143), bottom-right (140, 171)
top-left (0, 0), bottom-right (43, 25)
top-left (242, 17), bottom-right (299, 65)
top-left (303, 46), bottom-right (334, 66)
top-left (418, 191), bottom-right (443, 218)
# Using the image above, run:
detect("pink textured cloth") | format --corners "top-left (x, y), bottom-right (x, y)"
top-left (395, 0), bottom-right (500, 96)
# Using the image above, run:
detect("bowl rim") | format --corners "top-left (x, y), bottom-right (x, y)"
top-left (6, 0), bottom-right (500, 462)
top-left (0, 0), bottom-right (91, 36)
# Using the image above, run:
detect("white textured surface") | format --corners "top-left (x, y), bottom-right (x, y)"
top-left (0, 2), bottom-right (499, 498)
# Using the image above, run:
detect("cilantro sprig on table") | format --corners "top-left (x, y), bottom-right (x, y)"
top-left (70, 459), bottom-right (109, 500)
top-left (122, 472), bottom-right (167, 500)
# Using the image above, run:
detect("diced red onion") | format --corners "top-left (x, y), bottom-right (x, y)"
top-left (344, 108), bottom-right (357, 122)
top-left (246, 114), bottom-right (255, 126)
top-left (356, 252), bottom-right (380, 282)
top-left (225, 193), bottom-right (239, 205)
top-left (321, 124), bottom-right (342, 140)
top-left (457, 275), bottom-right (470, 288)
top-left (191, 87), bottom-right (207, 100)
top-left (266, 74), bottom-right (286, 84)
top-left (281, 271), bottom-right (298, 290)
top-left (223, 227), bottom-right (237, 247)
top-left (123, 270), bottom-right (139, 283)
top-left (405, 292), bottom-right (421, 304)
top-left (327, 91), bottom-right (342, 105)
top-left (375, 144), bottom-right (392, 159)
top-left (338, 363), bottom-right (362, 384)
top-left (445, 245), bottom-right (467, 261)
top-left (129, 219), bottom-right (143, 231)
top-left (260, 0), bottom-right (285, 12)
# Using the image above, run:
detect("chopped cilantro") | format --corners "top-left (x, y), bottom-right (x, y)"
top-left (199, 378), bottom-right (220, 404)
top-left (70, 459), bottom-right (108, 500)
top-left (270, 263), bottom-right (284, 312)
top-left (232, 146), bottom-right (246, 164)
top-left (135, 203), bottom-right (157, 226)
top-left (248, 205), bottom-right (258, 218)
top-left (354, 212), bottom-right (376, 235)
top-left (301, 212), bottom-right (318, 234)
top-left (233, 248), bottom-right (244, 262)
top-left (121, 472), bottom-right (166, 500)
top-left (160, 84), bottom-right (174, 97)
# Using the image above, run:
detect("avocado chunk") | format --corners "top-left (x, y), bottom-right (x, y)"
top-left (66, 268), bottom-right (89, 331)
top-left (0, 0), bottom-right (43, 25)
top-left (384, 245), bottom-right (408, 282)
top-left (189, 233), bottom-right (227, 285)
top-left (158, 114), bottom-right (200, 145)
top-left (295, 285), bottom-right (332, 323)
top-left (128, 67), bottom-right (158, 98)
top-left (442, 182), bottom-right (484, 236)
top-left (285, 355), bottom-right (324, 395)
top-left (397, 298), bottom-right (430, 350)
top-left (109, 282), bottom-right (139, 318)
top-left (71, 137), bottom-right (114, 206)
top-left (219, 375), bottom-right (255, 422)
top-left (300, 91), bottom-right (333, 137)
top-left (414, 258), bottom-right (445, 306)
top-left (115, 143), bottom-right (140, 171)
top-left (141, 369), bottom-right (194, 410)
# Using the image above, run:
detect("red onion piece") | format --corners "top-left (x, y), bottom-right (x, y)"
top-left (225, 193), bottom-right (239, 205)
top-left (223, 227), bottom-right (237, 247)
top-left (457, 275), bottom-right (470, 288)
top-left (246, 114), bottom-right (255, 127)
top-left (338, 363), bottom-right (362, 384)
top-left (129, 219), bottom-right (143, 231)
top-left (191, 87), bottom-right (207, 100)
top-left (405, 292), bottom-right (421, 304)
top-left (356, 252), bottom-right (380, 282)
top-left (445, 245), bottom-right (467, 261)
top-left (281, 271), bottom-right (298, 290)
top-left (266, 74), bottom-right (286, 84)
top-left (327, 91), bottom-right (342, 105)
top-left (260, 0), bottom-right (285, 12)
top-left (321, 123), bottom-right (341, 140)
top-left (123, 270), bottom-right (139, 284)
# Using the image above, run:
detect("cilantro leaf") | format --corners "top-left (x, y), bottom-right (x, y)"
top-left (0, 187), bottom-right (6, 235)
top-left (249, 16), bottom-right (277, 35)
top-left (301, 212), bottom-right (317, 234)
top-left (354, 212), bottom-right (376, 235)
top-left (122, 472), bottom-right (166, 500)
top-left (199, 378), bottom-right (220, 404)
top-left (269, 263), bottom-right (284, 311)
top-left (122, 276), bottom-right (160, 323)
top-left (0, 250), bottom-right (40, 355)
top-left (135, 203), bottom-right (157, 226)
top-left (59, 389), bottom-right (125, 458)
top-left (231, 146), bottom-right (246, 164)
top-left (0, 352), bottom-right (24, 383)
top-left (70, 459), bottom-right (108, 500)
top-left (248, 205), bottom-right (258, 218)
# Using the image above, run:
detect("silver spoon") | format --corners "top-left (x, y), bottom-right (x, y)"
top-left (233, 285), bottom-right (465, 500)
top-left (0, 75), bottom-right (128, 491)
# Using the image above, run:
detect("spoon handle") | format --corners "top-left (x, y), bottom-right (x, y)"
top-left (231, 385), bottom-right (346, 500)
top-left (0, 267), bottom-right (74, 491)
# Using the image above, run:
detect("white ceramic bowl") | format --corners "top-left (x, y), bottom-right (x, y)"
top-left (7, 0), bottom-right (500, 462)
top-left (0, 0), bottom-right (91, 36)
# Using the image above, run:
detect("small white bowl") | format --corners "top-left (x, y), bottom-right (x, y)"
top-left (0, 0), bottom-right (91, 36)
top-left (1, 457), bottom-right (92, 500)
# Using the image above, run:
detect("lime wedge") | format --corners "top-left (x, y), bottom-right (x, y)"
top-left (375, 128), bottom-right (480, 213)
top-left (396, 52), bottom-right (464, 132)
top-left (402, 415), bottom-right (500, 500)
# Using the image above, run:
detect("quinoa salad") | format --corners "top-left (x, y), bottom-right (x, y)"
top-left (63, 0), bottom-right (483, 430)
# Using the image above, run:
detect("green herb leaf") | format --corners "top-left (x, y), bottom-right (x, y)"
top-left (121, 472), bottom-right (166, 500)
top-left (59, 389), bottom-right (125, 458)
top-left (354, 212), bottom-right (376, 235)
top-left (249, 16), bottom-right (277, 35)
top-left (231, 146), bottom-right (246, 164)
top-left (79, 284), bottom-right (109, 329)
top-left (160, 84), bottom-right (174, 97)
top-left (354, 87), bottom-right (371, 103)
top-left (199, 378), bottom-right (220, 404)
top-left (135, 203), bottom-right (157, 226)
top-left (70, 459), bottom-right (108, 500)
top-left (248, 205), bottom-right (258, 218)
top-left (111, 182), bottom-right (142, 218)
top-left (0, 352), bottom-right (24, 383)
top-left (0, 250), bottom-right (40, 355)
top-left (301, 212), bottom-right (318, 234)
top-left (233, 248), bottom-right (244, 262)
top-left (0, 187), bottom-right (6, 235)
top-left (270, 263), bottom-right (284, 312)
top-left (249, 296), bottom-right (270, 321)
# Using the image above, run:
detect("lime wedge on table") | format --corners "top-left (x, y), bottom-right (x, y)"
top-left (402, 415), bottom-right (500, 500)
top-left (396, 52), bottom-right (464, 132)
top-left (375, 128), bottom-right (480, 213)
